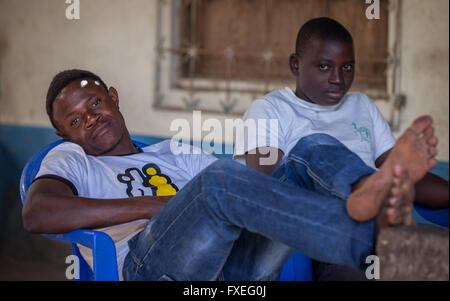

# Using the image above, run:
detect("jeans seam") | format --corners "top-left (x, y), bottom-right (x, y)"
top-left (136, 193), bottom-right (203, 268)
top-left (203, 185), bottom-right (373, 248)
top-left (130, 248), bottom-right (146, 272)
top-left (288, 154), bottom-right (348, 200)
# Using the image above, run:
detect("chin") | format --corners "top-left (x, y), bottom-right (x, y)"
top-left (326, 100), bottom-right (342, 106)
top-left (319, 96), bottom-right (343, 106)
top-left (87, 137), bottom-right (120, 156)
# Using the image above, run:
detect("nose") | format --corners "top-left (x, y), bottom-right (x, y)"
top-left (328, 67), bottom-right (343, 85)
top-left (85, 111), bottom-right (100, 129)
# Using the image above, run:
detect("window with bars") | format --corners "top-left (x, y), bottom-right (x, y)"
top-left (155, 0), bottom-right (397, 115)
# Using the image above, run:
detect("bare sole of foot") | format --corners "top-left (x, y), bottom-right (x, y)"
top-left (346, 115), bottom-right (436, 222)
top-left (374, 170), bottom-right (416, 237)
top-left (384, 115), bottom-right (438, 183)
top-left (347, 164), bottom-right (411, 223)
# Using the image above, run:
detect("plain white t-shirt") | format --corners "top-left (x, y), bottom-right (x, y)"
top-left (234, 87), bottom-right (396, 169)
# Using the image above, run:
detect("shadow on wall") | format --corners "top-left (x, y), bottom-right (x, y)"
top-left (0, 125), bottom-right (72, 270)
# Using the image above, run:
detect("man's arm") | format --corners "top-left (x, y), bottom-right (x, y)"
top-left (22, 178), bottom-right (170, 234)
top-left (376, 149), bottom-right (449, 209)
top-left (245, 147), bottom-right (284, 176)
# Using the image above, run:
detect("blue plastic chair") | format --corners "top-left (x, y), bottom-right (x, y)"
top-left (19, 139), bottom-right (137, 281)
top-left (414, 206), bottom-right (449, 228)
top-left (19, 139), bottom-right (314, 280)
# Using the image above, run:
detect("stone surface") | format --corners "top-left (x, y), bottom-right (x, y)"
top-left (376, 224), bottom-right (449, 281)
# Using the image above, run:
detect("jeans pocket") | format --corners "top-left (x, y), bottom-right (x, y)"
top-left (157, 274), bottom-right (175, 281)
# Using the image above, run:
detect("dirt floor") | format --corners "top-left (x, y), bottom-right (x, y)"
top-left (0, 252), bottom-right (68, 281)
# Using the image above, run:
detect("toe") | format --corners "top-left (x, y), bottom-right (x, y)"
top-left (427, 136), bottom-right (438, 147)
top-left (390, 187), bottom-right (401, 198)
top-left (387, 207), bottom-right (401, 225)
top-left (388, 196), bottom-right (398, 206)
top-left (423, 126), bottom-right (434, 139)
top-left (428, 147), bottom-right (438, 157)
top-left (410, 115), bottom-right (433, 134)
top-left (428, 158), bottom-right (438, 170)
top-left (393, 164), bottom-right (407, 179)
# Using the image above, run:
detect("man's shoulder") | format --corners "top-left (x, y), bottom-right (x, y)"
top-left (142, 139), bottom-right (210, 157)
top-left (141, 139), bottom-right (172, 153)
top-left (45, 141), bottom-right (86, 159)
top-left (39, 141), bottom-right (88, 170)
top-left (246, 88), bottom-right (294, 118)
top-left (340, 92), bottom-right (377, 111)
top-left (258, 88), bottom-right (293, 105)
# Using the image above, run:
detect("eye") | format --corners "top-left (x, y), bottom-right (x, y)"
top-left (343, 64), bottom-right (353, 72)
top-left (92, 98), bottom-right (101, 107)
top-left (71, 117), bottom-right (80, 127)
top-left (319, 64), bottom-right (330, 71)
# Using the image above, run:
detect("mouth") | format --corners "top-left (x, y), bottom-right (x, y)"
top-left (91, 120), bottom-right (111, 140)
top-left (325, 90), bottom-right (346, 101)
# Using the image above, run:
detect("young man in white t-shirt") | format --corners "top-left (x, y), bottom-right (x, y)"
top-left (234, 17), bottom-right (448, 280)
top-left (22, 69), bottom-right (438, 280)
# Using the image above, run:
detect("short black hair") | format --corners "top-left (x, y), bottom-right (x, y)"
top-left (46, 69), bottom-right (108, 129)
top-left (295, 17), bottom-right (353, 56)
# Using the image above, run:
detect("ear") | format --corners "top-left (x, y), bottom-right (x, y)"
top-left (108, 87), bottom-right (119, 108)
top-left (289, 53), bottom-right (300, 76)
top-left (55, 129), bottom-right (69, 140)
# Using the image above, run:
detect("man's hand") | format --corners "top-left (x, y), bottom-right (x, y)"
top-left (244, 147), bottom-right (284, 176)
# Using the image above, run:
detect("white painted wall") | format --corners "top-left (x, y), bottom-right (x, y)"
top-left (0, 0), bottom-right (448, 160)
top-left (396, 0), bottom-right (449, 160)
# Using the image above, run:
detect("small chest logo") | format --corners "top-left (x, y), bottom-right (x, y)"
top-left (352, 122), bottom-right (371, 142)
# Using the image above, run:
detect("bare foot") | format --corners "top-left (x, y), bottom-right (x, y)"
top-left (346, 166), bottom-right (394, 222)
top-left (385, 167), bottom-right (416, 226)
top-left (384, 115), bottom-right (438, 183)
top-left (346, 115), bottom-right (435, 222)
top-left (375, 165), bottom-right (416, 234)
top-left (347, 164), bottom-right (412, 222)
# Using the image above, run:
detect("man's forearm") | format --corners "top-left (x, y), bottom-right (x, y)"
top-left (245, 147), bottom-right (284, 176)
top-left (23, 193), bottom-right (170, 234)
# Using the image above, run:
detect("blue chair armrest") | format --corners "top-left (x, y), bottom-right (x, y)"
top-left (413, 205), bottom-right (449, 228)
top-left (279, 252), bottom-right (313, 281)
top-left (46, 229), bottom-right (119, 280)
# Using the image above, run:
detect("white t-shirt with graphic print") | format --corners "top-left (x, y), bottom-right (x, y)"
top-left (35, 139), bottom-right (217, 280)
top-left (234, 87), bottom-right (396, 169)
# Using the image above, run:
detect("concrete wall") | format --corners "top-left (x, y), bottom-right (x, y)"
top-left (397, 0), bottom-right (449, 160)
top-left (0, 0), bottom-right (448, 160)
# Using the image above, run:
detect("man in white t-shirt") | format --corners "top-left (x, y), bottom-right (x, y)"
top-left (235, 89), bottom-right (395, 170)
top-left (22, 69), bottom-right (437, 280)
top-left (234, 18), bottom-right (448, 280)
top-left (35, 139), bottom-right (217, 280)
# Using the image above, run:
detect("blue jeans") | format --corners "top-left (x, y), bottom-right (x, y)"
top-left (123, 134), bottom-right (376, 281)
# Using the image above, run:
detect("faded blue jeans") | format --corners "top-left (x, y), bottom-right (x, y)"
top-left (122, 134), bottom-right (376, 281)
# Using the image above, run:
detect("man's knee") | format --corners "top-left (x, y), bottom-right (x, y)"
top-left (198, 159), bottom-right (248, 192)
top-left (289, 134), bottom-right (342, 157)
top-left (205, 159), bottom-right (244, 174)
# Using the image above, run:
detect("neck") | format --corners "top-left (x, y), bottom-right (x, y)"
top-left (295, 89), bottom-right (314, 104)
top-left (93, 132), bottom-right (139, 156)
